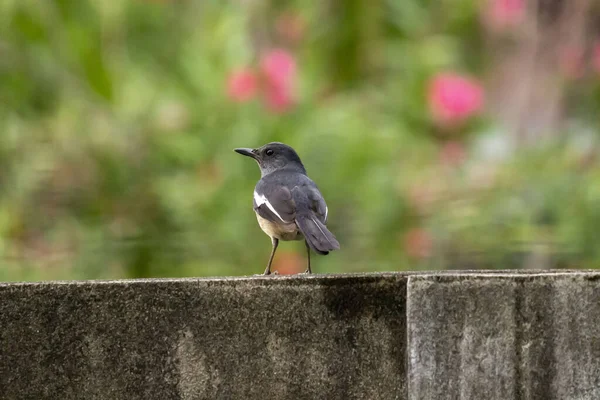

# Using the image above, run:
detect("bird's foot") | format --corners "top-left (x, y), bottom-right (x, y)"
top-left (255, 270), bottom-right (279, 276)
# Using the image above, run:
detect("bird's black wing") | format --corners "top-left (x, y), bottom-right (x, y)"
top-left (253, 170), bottom-right (328, 224)
top-left (291, 182), bottom-right (339, 254)
top-left (253, 184), bottom-right (296, 224)
top-left (306, 186), bottom-right (328, 223)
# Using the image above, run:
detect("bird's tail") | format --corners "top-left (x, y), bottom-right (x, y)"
top-left (295, 214), bottom-right (340, 255)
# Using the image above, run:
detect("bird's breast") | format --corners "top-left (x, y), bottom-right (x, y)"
top-left (255, 213), bottom-right (303, 241)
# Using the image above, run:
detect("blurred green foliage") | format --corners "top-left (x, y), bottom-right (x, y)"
top-left (1, 0), bottom-right (600, 281)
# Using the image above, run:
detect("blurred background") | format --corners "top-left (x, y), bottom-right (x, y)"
top-left (2, 0), bottom-right (600, 281)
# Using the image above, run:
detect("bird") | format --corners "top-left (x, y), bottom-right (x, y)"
top-left (234, 142), bottom-right (340, 275)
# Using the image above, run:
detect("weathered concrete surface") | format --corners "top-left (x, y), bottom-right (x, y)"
top-left (3, 270), bottom-right (600, 400)
top-left (407, 272), bottom-right (600, 400)
top-left (0, 274), bottom-right (407, 400)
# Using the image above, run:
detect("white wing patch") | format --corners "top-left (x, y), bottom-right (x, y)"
top-left (254, 191), bottom-right (287, 223)
top-left (325, 206), bottom-right (328, 222)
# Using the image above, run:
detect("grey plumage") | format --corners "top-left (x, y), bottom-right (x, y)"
top-left (235, 142), bottom-right (340, 274)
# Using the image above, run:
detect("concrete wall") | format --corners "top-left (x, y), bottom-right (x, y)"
top-left (1, 271), bottom-right (599, 399)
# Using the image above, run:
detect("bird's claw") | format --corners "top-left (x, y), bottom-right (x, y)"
top-left (256, 270), bottom-right (279, 276)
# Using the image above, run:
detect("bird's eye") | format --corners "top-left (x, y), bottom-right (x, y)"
top-left (265, 149), bottom-right (274, 156)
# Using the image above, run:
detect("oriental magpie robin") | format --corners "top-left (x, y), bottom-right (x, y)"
top-left (235, 142), bottom-right (340, 275)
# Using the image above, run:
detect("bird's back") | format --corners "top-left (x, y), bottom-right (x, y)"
top-left (256, 168), bottom-right (314, 192)
top-left (256, 169), bottom-right (326, 219)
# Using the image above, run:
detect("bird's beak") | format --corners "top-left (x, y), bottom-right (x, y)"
top-left (234, 148), bottom-right (259, 160)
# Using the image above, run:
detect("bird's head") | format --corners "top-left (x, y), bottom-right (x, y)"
top-left (234, 142), bottom-right (306, 176)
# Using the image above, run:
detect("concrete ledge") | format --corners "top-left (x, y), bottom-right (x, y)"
top-left (0, 274), bottom-right (408, 400)
top-left (1, 271), bottom-right (599, 399)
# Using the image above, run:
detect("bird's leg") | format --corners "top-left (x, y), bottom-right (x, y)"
top-left (264, 237), bottom-right (279, 275)
top-left (304, 240), bottom-right (312, 274)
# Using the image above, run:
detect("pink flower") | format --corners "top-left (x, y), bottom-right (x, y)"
top-left (264, 86), bottom-right (295, 113)
top-left (226, 49), bottom-right (298, 113)
top-left (439, 141), bottom-right (467, 167)
top-left (260, 49), bottom-right (297, 113)
top-left (559, 46), bottom-right (585, 80)
top-left (403, 228), bottom-right (433, 260)
top-left (261, 49), bottom-right (297, 90)
top-left (593, 43), bottom-right (600, 75)
top-left (483, 0), bottom-right (525, 31)
top-left (226, 68), bottom-right (258, 102)
top-left (428, 73), bottom-right (484, 126)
